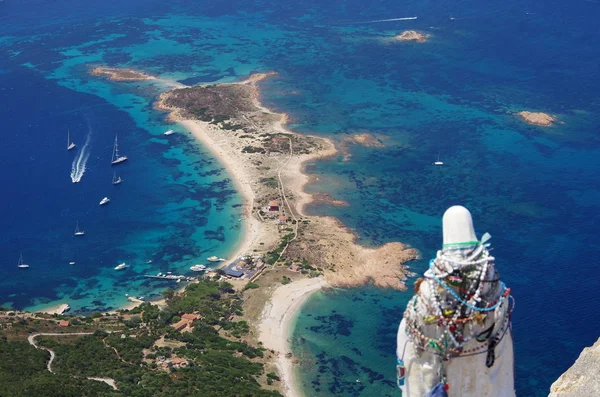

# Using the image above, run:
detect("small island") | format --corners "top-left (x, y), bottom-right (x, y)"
top-left (90, 66), bottom-right (156, 81)
top-left (395, 30), bottom-right (428, 42)
top-left (517, 111), bottom-right (557, 127)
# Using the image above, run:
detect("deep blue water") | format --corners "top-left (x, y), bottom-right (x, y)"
top-left (1, 1), bottom-right (599, 396)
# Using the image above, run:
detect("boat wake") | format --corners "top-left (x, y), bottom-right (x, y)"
top-left (70, 130), bottom-right (92, 183)
top-left (355, 16), bottom-right (417, 24)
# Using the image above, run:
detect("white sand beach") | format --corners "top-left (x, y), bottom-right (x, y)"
top-left (258, 278), bottom-right (329, 397)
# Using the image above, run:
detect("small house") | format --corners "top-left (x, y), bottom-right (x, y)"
top-left (181, 313), bottom-right (199, 322)
top-left (169, 357), bottom-right (188, 368)
top-left (58, 320), bottom-right (70, 327)
top-left (171, 319), bottom-right (189, 332)
top-left (268, 200), bottom-right (279, 212)
top-left (278, 215), bottom-right (287, 225)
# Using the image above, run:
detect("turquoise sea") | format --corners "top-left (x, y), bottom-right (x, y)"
top-left (1, 1), bottom-right (599, 396)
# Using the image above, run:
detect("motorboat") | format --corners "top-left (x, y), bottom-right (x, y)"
top-left (163, 129), bottom-right (175, 136)
top-left (190, 264), bottom-right (207, 272)
top-left (114, 263), bottom-right (128, 270)
top-left (207, 256), bottom-right (225, 262)
top-left (99, 197), bottom-right (110, 205)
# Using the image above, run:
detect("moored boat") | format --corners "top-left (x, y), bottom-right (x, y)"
top-left (17, 253), bottom-right (29, 268)
top-left (207, 256), bottom-right (225, 262)
top-left (112, 172), bottom-right (122, 185)
top-left (67, 129), bottom-right (76, 151)
top-left (111, 135), bottom-right (128, 165)
top-left (74, 221), bottom-right (85, 236)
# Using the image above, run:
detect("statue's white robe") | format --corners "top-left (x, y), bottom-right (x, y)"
top-left (397, 319), bottom-right (515, 397)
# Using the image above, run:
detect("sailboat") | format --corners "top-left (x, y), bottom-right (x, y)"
top-left (74, 221), bottom-right (85, 236)
top-left (433, 153), bottom-right (444, 166)
top-left (112, 172), bottom-right (123, 185)
top-left (67, 129), bottom-right (76, 151)
top-left (111, 135), bottom-right (128, 165)
top-left (17, 253), bottom-right (29, 269)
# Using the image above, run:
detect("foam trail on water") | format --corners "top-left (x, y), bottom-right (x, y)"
top-left (70, 129), bottom-right (92, 183)
top-left (355, 16), bottom-right (417, 24)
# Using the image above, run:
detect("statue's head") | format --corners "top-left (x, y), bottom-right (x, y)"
top-left (442, 205), bottom-right (477, 249)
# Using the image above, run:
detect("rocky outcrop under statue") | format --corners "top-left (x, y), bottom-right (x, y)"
top-left (549, 337), bottom-right (600, 397)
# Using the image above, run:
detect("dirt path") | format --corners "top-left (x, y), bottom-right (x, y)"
top-left (28, 332), bottom-right (118, 390)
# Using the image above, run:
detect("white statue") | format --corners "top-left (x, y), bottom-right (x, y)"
top-left (396, 206), bottom-right (515, 396)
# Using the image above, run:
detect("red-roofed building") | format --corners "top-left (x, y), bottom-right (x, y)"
top-left (171, 319), bottom-right (189, 332)
top-left (58, 320), bottom-right (70, 327)
top-left (181, 313), bottom-right (199, 321)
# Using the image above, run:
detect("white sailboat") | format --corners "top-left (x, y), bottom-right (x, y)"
top-left (114, 262), bottom-right (128, 270)
top-left (433, 153), bottom-right (444, 166)
top-left (67, 129), bottom-right (76, 151)
top-left (112, 172), bottom-right (122, 185)
top-left (163, 129), bottom-right (175, 136)
top-left (99, 197), bottom-right (110, 205)
top-left (111, 135), bottom-right (128, 165)
top-left (17, 253), bottom-right (29, 269)
top-left (74, 221), bottom-right (85, 236)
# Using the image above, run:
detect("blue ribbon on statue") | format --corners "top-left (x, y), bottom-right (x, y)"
top-left (429, 259), bottom-right (507, 312)
top-left (424, 382), bottom-right (449, 397)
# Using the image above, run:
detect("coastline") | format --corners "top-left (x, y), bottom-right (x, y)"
top-left (154, 72), bottom-right (417, 396)
top-left (90, 68), bottom-right (417, 396)
top-left (258, 278), bottom-right (329, 397)
top-left (178, 119), bottom-right (262, 263)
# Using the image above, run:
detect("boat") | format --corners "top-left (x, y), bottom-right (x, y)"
top-left (17, 253), bottom-right (29, 269)
top-left (112, 172), bottom-right (122, 185)
top-left (190, 264), bottom-right (207, 272)
top-left (163, 129), bottom-right (175, 136)
top-left (207, 256), bottom-right (226, 262)
top-left (99, 197), bottom-right (110, 205)
top-left (433, 153), bottom-right (444, 166)
top-left (67, 129), bottom-right (76, 151)
top-left (111, 135), bottom-right (128, 165)
top-left (69, 261), bottom-right (76, 265)
top-left (74, 221), bottom-right (85, 236)
top-left (114, 263), bottom-right (128, 270)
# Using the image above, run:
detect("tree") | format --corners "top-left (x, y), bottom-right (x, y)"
top-left (162, 288), bottom-right (175, 302)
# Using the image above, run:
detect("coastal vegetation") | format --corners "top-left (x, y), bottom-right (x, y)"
top-left (0, 278), bottom-right (282, 396)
